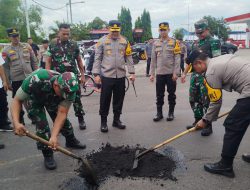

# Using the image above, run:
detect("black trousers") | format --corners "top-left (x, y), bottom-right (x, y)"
top-left (146, 58), bottom-right (151, 75)
top-left (156, 74), bottom-right (176, 108)
top-left (99, 77), bottom-right (125, 117)
top-left (0, 87), bottom-right (8, 125)
top-left (180, 54), bottom-right (185, 73)
top-left (221, 98), bottom-right (250, 165)
top-left (12, 81), bottom-right (25, 120)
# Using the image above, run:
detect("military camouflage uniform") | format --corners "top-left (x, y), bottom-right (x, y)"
top-left (190, 35), bottom-right (221, 120)
top-left (16, 69), bottom-right (76, 150)
top-left (47, 38), bottom-right (85, 118)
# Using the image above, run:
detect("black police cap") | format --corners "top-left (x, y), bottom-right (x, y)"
top-left (159, 22), bottom-right (169, 30)
top-left (6, 28), bottom-right (19, 37)
top-left (109, 20), bottom-right (121, 27)
top-left (186, 49), bottom-right (208, 65)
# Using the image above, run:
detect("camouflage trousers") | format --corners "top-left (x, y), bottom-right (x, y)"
top-left (26, 98), bottom-right (74, 151)
top-left (189, 72), bottom-right (209, 119)
top-left (73, 85), bottom-right (85, 117)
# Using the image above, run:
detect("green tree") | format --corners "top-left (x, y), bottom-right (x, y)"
top-left (0, 0), bottom-right (44, 43)
top-left (203, 15), bottom-right (228, 41)
top-left (118, 7), bottom-right (133, 42)
top-left (49, 22), bottom-right (90, 41)
top-left (135, 17), bottom-right (142, 28)
top-left (138, 9), bottom-right (152, 42)
top-left (88, 17), bottom-right (107, 30)
top-left (173, 28), bottom-right (184, 40)
top-left (71, 23), bottom-right (90, 41)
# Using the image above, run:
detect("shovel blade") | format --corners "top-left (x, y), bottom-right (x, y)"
top-left (132, 150), bottom-right (140, 169)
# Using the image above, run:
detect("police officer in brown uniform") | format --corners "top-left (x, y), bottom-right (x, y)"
top-left (2, 28), bottom-right (38, 124)
top-left (92, 20), bottom-right (136, 133)
top-left (150, 22), bottom-right (181, 122)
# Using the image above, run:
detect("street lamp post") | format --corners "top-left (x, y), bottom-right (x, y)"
top-left (24, 0), bottom-right (31, 37)
top-left (67, 1), bottom-right (85, 24)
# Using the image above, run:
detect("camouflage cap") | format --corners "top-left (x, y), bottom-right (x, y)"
top-left (194, 19), bottom-right (208, 32)
top-left (57, 72), bottom-right (79, 101)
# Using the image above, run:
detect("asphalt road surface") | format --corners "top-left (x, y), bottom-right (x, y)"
top-left (0, 49), bottom-right (250, 190)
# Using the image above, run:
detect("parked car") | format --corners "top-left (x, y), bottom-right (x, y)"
top-left (221, 42), bottom-right (238, 55)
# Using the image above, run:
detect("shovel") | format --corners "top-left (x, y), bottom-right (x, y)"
top-left (25, 131), bottom-right (98, 185)
top-left (132, 111), bottom-right (230, 170)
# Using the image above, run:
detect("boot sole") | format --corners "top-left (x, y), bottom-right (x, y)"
top-left (153, 117), bottom-right (163, 122)
top-left (0, 129), bottom-right (13, 132)
top-left (112, 125), bottom-right (126, 129)
top-left (242, 155), bottom-right (250, 163)
top-left (204, 165), bottom-right (235, 178)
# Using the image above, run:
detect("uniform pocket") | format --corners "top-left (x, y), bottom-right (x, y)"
top-left (23, 51), bottom-right (31, 62)
top-left (104, 45), bottom-right (112, 56)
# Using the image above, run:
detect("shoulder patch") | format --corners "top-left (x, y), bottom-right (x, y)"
top-left (125, 42), bottom-right (132, 56)
top-left (174, 40), bottom-right (181, 54)
top-left (204, 79), bottom-right (222, 102)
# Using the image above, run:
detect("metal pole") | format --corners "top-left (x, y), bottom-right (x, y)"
top-left (66, 3), bottom-right (69, 23)
top-left (24, 0), bottom-right (31, 37)
top-left (187, 0), bottom-right (190, 40)
top-left (69, 0), bottom-right (73, 24)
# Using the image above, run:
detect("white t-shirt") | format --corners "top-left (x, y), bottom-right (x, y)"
top-left (0, 54), bottom-right (5, 88)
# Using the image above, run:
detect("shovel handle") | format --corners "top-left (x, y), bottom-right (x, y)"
top-left (137, 127), bottom-right (196, 159)
top-left (25, 132), bottom-right (80, 160)
top-left (152, 127), bottom-right (196, 150)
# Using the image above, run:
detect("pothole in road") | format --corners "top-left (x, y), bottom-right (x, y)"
top-left (59, 144), bottom-right (186, 190)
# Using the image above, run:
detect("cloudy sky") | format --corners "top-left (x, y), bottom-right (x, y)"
top-left (28, 0), bottom-right (250, 37)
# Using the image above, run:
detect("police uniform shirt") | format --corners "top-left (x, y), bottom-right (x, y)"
top-left (0, 54), bottom-right (4, 88)
top-left (203, 54), bottom-right (250, 122)
top-left (92, 35), bottom-right (135, 78)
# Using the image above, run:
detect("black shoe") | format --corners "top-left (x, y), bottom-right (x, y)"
top-left (0, 144), bottom-right (5, 149)
top-left (204, 161), bottom-right (235, 178)
top-left (78, 116), bottom-right (86, 130)
top-left (153, 106), bottom-right (163, 122)
top-left (6, 118), bottom-right (11, 125)
top-left (101, 123), bottom-right (108, 133)
top-left (166, 112), bottom-right (174, 121)
top-left (112, 120), bottom-right (126, 129)
top-left (0, 124), bottom-right (13, 132)
top-left (201, 124), bottom-right (213, 136)
top-left (186, 118), bottom-right (201, 130)
top-left (242, 154), bottom-right (250, 163)
top-left (66, 135), bottom-right (86, 149)
top-left (42, 150), bottom-right (57, 170)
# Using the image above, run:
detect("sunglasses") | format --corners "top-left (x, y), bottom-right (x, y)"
top-left (160, 29), bottom-right (167, 32)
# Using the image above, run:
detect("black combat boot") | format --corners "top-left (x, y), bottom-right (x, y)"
top-left (42, 149), bottom-right (57, 170)
top-left (166, 106), bottom-right (175, 121)
top-left (65, 134), bottom-right (86, 149)
top-left (201, 122), bottom-right (213, 136)
top-left (153, 106), bottom-right (163, 122)
top-left (78, 115), bottom-right (86, 130)
top-left (0, 144), bottom-right (5, 149)
top-left (0, 123), bottom-right (13, 132)
top-left (112, 114), bottom-right (126, 129)
top-left (100, 116), bottom-right (108, 133)
top-left (204, 160), bottom-right (235, 178)
top-left (186, 118), bottom-right (201, 130)
top-left (242, 154), bottom-right (250, 163)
